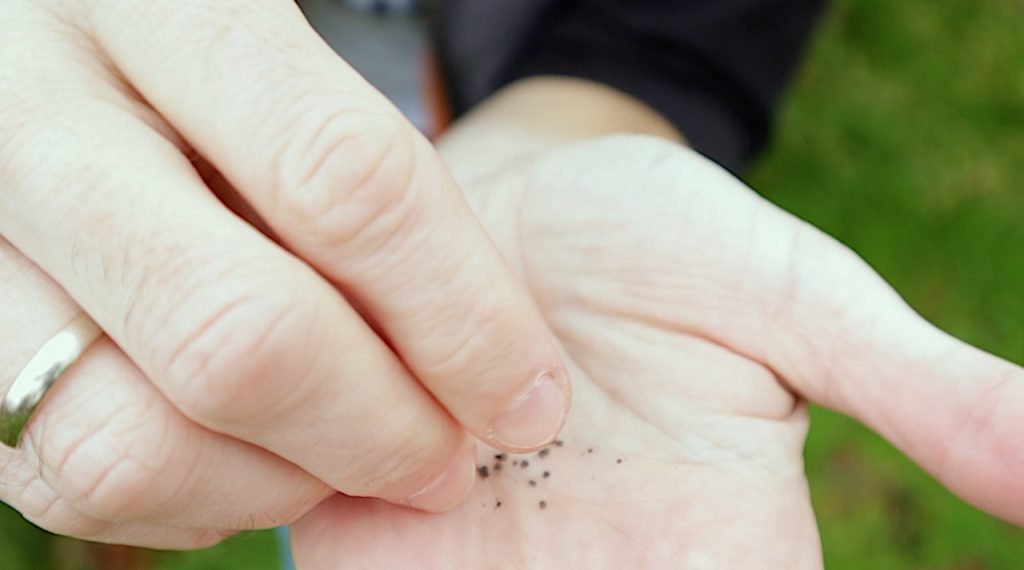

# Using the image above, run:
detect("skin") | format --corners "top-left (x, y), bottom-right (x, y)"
top-left (292, 79), bottom-right (1024, 569)
top-left (0, 1), bottom-right (570, 546)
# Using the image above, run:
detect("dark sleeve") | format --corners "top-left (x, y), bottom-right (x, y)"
top-left (434, 0), bottom-right (827, 173)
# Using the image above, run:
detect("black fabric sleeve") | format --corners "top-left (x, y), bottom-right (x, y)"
top-left (434, 0), bottom-right (827, 173)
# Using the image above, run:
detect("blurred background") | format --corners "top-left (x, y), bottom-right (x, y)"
top-left (2, 0), bottom-right (1022, 567)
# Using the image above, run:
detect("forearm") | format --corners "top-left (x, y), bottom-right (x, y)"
top-left (436, 76), bottom-right (684, 183)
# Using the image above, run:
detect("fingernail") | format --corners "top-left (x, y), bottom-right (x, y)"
top-left (407, 455), bottom-right (475, 512)
top-left (488, 370), bottom-right (569, 450)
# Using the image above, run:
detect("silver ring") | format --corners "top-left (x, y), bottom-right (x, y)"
top-left (1, 313), bottom-right (102, 448)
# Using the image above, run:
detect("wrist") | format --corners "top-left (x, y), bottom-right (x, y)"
top-left (436, 76), bottom-right (684, 183)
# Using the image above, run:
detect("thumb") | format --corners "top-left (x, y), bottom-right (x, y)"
top-left (762, 217), bottom-right (1024, 525)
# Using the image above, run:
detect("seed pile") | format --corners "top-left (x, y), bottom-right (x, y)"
top-left (476, 439), bottom-right (625, 510)
top-left (476, 440), bottom-right (566, 509)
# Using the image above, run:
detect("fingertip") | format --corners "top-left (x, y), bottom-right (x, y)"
top-left (485, 368), bottom-right (571, 452)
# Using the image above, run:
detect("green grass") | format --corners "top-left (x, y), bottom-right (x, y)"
top-left (2, 0), bottom-right (1022, 567)
top-left (749, 0), bottom-right (1024, 567)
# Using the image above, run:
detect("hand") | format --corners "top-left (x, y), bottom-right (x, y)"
top-left (0, 1), bottom-right (568, 547)
top-left (292, 136), bottom-right (1024, 568)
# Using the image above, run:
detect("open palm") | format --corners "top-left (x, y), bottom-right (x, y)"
top-left (292, 137), bottom-right (1024, 569)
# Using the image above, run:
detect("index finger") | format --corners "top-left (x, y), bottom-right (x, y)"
top-left (88, 0), bottom-right (570, 451)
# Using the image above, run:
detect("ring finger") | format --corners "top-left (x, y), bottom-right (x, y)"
top-left (0, 237), bottom-right (331, 532)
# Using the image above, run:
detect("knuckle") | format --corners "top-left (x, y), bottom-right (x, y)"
top-left (271, 104), bottom-right (420, 251)
top-left (10, 477), bottom-right (64, 522)
top-left (164, 283), bottom-right (316, 429)
top-left (37, 402), bottom-right (180, 522)
top-left (420, 292), bottom-right (514, 383)
top-left (9, 476), bottom-right (110, 538)
top-left (0, 112), bottom-right (80, 191)
top-left (343, 411), bottom-right (452, 498)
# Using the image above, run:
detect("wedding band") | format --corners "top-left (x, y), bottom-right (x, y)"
top-left (1, 313), bottom-right (103, 448)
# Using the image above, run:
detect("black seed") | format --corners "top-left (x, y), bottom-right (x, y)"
top-left (538, 448), bottom-right (550, 458)
top-left (542, 471), bottom-right (550, 478)
top-left (529, 480), bottom-right (536, 487)
top-left (496, 500), bottom-right (502, 509)
top-left (616, 458), bottom-right (623, 464)
top-left (494, 463), bottom-right (503, 471)
top-left (477, 466), bottom-right (490, 479)
top-left (520, 460), bottom-right (529, 468)
top-left (539, 500), bottom-right (547, 509)
top-left (494, 453), bottom-right (506, 461)
top-left (553, 440), bottom-right (564, 447)
top-left (512, 460), bottom-right (519, 467)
